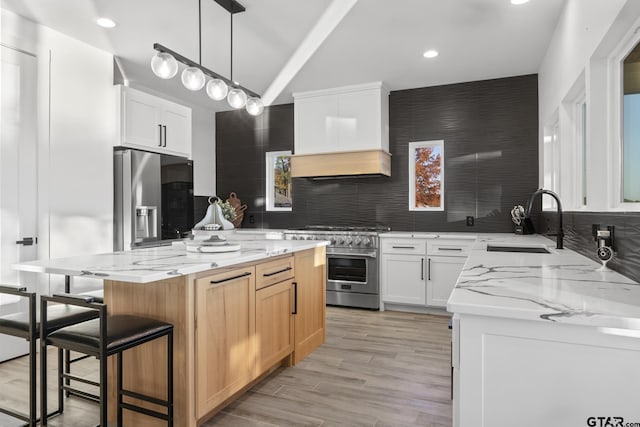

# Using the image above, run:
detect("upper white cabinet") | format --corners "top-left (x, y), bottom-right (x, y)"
top-left (293, 82), bottom-right (389, 155)
top-left (117, 85), bottom-right (192, 158)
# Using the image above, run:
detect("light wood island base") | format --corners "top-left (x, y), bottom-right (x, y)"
top-left (103, 246), bottom-right (326, 426)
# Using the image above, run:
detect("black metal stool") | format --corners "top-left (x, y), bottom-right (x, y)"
top-left (40, 294), bottom-right (174, 426)
top-left (0, 285), bottom-right (99, 426)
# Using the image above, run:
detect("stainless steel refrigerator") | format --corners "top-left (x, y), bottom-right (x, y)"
top-left (114, 148), bottom-right (194, 250)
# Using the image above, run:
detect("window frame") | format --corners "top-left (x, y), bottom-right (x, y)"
top-left (408, 140), bottom-right (445, 212)
top-left (609, 20), bottom-right (640, 211)
top-left (265, 150), bottom-right (292, 212)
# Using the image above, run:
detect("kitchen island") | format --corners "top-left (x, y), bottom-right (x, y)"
top-left (447, 234), bottom-right (640, 427)
top-left (14, 239), bottom-right (328, 427)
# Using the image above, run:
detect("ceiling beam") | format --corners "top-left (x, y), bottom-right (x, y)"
top-left (261, 0), bottom-right (358, 106)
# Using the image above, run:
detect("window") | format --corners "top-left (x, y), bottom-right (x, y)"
top-left (542, 120), bottom-right (559, 210)
top-left (265, 151), bottom-right (292, 211)
top-left (623, 41), bottom-right (640, 203)
top-left (409, 140), bottom-right (444, 211)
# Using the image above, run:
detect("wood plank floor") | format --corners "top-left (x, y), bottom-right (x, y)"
top-left (0, 307), bottom-right (452, 426)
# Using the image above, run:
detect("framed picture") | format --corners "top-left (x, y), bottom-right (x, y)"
top-left (409, 140), bottom-right (444, 211)
top-left (265, 150), bottom-right (292, 211)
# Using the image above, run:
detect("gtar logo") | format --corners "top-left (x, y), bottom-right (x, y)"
top-left (587, 417), bottom-right (624, 427)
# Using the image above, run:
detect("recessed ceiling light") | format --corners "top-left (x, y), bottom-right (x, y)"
top-left (423, 50), bottom-right (439, 59)
top-left (96, 17), bottom-right (117, 28)
top-left (510, 0), bottom-right (529, 5)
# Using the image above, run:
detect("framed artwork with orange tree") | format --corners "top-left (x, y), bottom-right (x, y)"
top-left (409, 140), bottom-right (444, 211)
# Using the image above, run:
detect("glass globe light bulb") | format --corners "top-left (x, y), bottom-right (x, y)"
top-left (181, 67), bottom-right (206, 91)
top-left (227, 88), bottom-right (247, 109)
top-left (206, 79), bottom-right (229, 101)
top-left (150, 52), bottom-right (178, 79)
top-left (246, 97), bottom-right (264, 116)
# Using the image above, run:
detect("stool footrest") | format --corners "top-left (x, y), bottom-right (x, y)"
top-left (61, 385), bottom-right (100, 403)
top-left (121, 389), bottom-right (171, 407)
top-left (62, 373), bottom-right (100, 388)
top-left (69, 354), bottom-right (92, 363)
top-left (120, 401), bottom-right (170, 421)
top-left (0, 406), bottom-right (30, 423)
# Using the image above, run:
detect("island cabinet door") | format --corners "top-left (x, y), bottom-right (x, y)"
top-left (255, 279), bottom-right (294, 375)
top-left (195, 267), bottom-right (256, 419)
top-left (293, 247), bottom-right (327, 364)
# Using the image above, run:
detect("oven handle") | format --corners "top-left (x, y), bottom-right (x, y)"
top-left (327, 252), bottom-right (377, 258)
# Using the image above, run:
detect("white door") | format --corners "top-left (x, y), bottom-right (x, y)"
top-left (381, 254), bottom-right (426, 305)
top-left (427, 256), bottom-right (465, 307)
top-left (0, 46), bottom-right (38, 361)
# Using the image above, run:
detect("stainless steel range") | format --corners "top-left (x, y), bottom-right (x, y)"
top-left (284, 226), bottom-right (389, 309)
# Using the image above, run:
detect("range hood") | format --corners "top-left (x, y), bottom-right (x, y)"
top-left (291, 149), bottom-right (391, 178)
top-left (293, 82), bottom-right (391, 179)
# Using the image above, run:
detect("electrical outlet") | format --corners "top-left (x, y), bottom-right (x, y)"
top-left (249, 215), bottom-right (255, 224)
top-left (466, 216), bottom-right (474, 226)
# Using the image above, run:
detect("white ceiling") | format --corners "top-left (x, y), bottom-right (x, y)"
top-left (1, 0), bottom-right (566, 111)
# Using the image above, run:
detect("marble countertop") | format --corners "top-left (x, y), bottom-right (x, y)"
top-left (447, 234), bottom-right (640, 330)
top-left (13, 239), bottom-right (328, 284)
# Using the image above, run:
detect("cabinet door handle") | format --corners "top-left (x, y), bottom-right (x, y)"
top-left (438, 247), bottom-right (463, 251)
top-left (421, 258), bottom-right (424, 280)
top-left (392, 246), bottom-right (415, 249)
top-left (428, 258), bottom-right (431, 281)
top-left (263, 266), bottom-right (292, 277)
top-left (158, 124), bottom-right (162, 146)
top-left (210, 271), bottom-right (251, 284)
top-left (292, 281), bottom-right (298, 315)
top-left (162, 125), bottom-right (167, 147)
top-left (16, 237), bottom-right (34, 246)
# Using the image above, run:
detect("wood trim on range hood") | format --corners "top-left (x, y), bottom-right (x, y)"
top-left (291, 149), bottom-right (391, 178)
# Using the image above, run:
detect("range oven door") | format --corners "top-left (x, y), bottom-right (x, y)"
top-left (326, 249), bottom-right (378, 295)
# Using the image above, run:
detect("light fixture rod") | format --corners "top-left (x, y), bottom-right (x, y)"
top-left (230, 10), bottom-right (233, 82)
top-left (198, 0), bottom-right (202, 65)
top-left (153, 43), bottom-right (260, 98)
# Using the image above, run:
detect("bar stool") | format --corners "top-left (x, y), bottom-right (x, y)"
top-left (40, 294), bottom-right (174, 426)
top-left (0, 285), bottom-right (99, 426)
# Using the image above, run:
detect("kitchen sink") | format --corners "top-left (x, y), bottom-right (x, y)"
top-left (486, 244), bottom-right (550, 254)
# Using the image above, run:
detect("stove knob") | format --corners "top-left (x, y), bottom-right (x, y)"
top-left (344, 238), bottom-right (352, 245)
top-left (306, 236), bottom-right (312, 240)
top-left (330, 238), bottom-right (337, 245)
top-left (337, 238), bottom-right (344, 245)
top-left (291, 236), bottom-right (297, 240)
top-left (353, 237), bottom-right (361, 245)
top-left (362, 237), bottom-right (371, 247)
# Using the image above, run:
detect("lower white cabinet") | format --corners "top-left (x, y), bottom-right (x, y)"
top-left (381, 236), bottom-right (473, 309)
top-left (453, 314), bottom-right (640, 427)
top-left (380, 254), bottom-right (426, 305)
top-left (427, 256), bottom-right (466, 307)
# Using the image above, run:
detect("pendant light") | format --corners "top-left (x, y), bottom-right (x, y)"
top-left (150, 52), bottom-right (179, 79)
top-left (226, 7), bottom-right (247, 109)
top-left (150, 0), bottom-right (263, 114)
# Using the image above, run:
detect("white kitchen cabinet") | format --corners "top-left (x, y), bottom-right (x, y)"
top-left (454, 314), bottom-right (640, 427)
top-left (427, 256), bottom-right (466, 307)
top-left (381, 236), bottom-right (474, 310)
top-left (293, 82), bottom-right (389, 155)
top-left (117, 85), bottom-right (192, 158)
top-left (426, 238), bottom-right (474, 308)
top-left (381, 238), bottom-right (427, 305)
top-left (381, 254), bottom-right (426, 305)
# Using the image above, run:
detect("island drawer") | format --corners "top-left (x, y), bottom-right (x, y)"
top-left (427, 239), bottom-right (475, 256)
top-left (256, 256), bottom-right (295, 290)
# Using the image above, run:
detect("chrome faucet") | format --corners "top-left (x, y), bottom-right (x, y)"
top-left (523, 188), bottom-right (564, 249)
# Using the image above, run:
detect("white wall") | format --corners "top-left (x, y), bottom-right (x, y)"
top-left (1, 9), bottom-right (115, 293)
top-left (538, 0), bottom-right (640, 210)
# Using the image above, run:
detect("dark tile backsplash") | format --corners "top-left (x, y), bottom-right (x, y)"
top-left (215, 75), bottom-right (539, 231)
top-left (541, 211), bottom-right (640, 283)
